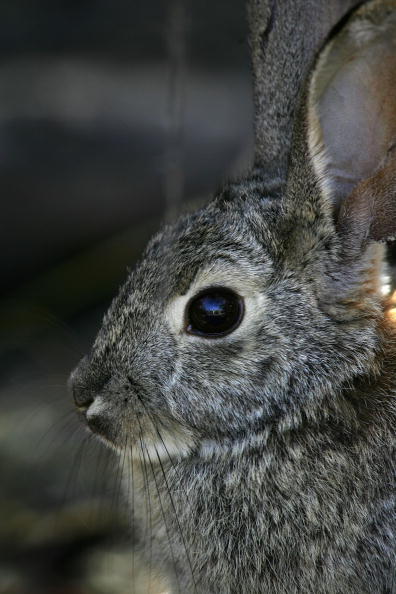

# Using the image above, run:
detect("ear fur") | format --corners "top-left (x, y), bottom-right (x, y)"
top-left (247, 0), bottom-right (362, 177)
top-left (308, 0), bottom-right (396, 248)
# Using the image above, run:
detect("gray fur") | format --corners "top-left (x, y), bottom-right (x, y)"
top-left (69, 1), bottom-right (396, 592)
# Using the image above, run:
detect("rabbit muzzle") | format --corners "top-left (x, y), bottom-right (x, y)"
top-left (69, 357), bottom-right (194, 458)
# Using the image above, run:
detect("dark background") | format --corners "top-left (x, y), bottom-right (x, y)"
top-left (0, 1), bottom-right (253, 592)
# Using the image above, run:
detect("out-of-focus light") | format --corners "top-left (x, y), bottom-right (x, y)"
top-left (388, 308), bottom-right (396, 322)
top-left (381, 273), bottom-right (392, 296)
top-left (386, 289), bottom-right (396, 322)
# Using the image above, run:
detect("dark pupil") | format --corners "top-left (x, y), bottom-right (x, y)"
top-left (187, 289), bottom-right (242, 336)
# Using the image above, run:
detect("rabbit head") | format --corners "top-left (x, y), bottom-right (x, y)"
top-left (70, 0), bottom-right (396, 460)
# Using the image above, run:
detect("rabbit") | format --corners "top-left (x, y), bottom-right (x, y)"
top-left (69, 0), bottom-right (396, 592)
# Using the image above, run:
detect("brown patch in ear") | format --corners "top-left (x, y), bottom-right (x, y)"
top-left (369, 156), bottom-right (396, 242)
top-left (337, 155), bottom-right (396, 253)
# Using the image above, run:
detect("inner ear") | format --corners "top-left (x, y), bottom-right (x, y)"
top-left (310, 4), bottom-right (396, 218)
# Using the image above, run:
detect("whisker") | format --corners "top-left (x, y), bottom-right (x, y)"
top-left (135, 391), bottom-right (200, 567)
top-left (154, 444), bottom-right (197, 593)
top-left (96, 445), bottom-right (116, 526)
top-left (138, 431), bottom-right (153, 594)
top-left (138, 420), bottom-right (182, 594)
top-left (110, 437), bottom-right (127, 518)
top-left (35, 418), bottom-right (84, 467)
top-left (135, 395), bottom-right (193, 507)
top-left (87, 437), bottom-right (107, 527)
top-left (129, 445), bottom-right (136, 594)
top-left (54, 433), bottom-right (90, 533)
top-left (150, 414), bottom-right (189, 497)
top-left (19, 391), bottom-right (70, 422)
top-left (31, 409), bottom-right (76, 452)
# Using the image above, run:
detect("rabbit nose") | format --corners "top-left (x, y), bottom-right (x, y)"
top-left (68, 372), bottom-right (94, 411)
top-left (68, 356), bottom-right (99, 411)
top-left (69, 356), bottom-right (112, 412)
top-left (71, 381), bottom-right (94, 411)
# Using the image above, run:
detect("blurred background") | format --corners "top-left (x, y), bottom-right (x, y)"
top-left (0, 0), bottom-right (253, 592)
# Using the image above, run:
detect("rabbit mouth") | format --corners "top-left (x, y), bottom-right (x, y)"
top-left (83, 398), bottom-right (195, 461)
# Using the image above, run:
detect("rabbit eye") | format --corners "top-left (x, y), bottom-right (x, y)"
top-left (186, 288), bottom-right (244, 337)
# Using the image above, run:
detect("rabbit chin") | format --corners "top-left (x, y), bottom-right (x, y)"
top-left (95, 431), bottom-right (195, 463)
top-left (131, 429), bottom-right (196, 463)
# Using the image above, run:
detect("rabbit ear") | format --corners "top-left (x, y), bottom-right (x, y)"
top-left (247, 0), bottom-right (362, 179)
top-left (310, 1), bottom-right (396, 247)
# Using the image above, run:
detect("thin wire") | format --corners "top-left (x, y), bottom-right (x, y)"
top-left (163, 0), bottom-right (188, 223)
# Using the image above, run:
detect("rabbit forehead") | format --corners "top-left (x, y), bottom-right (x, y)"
top-left (175, 246), bottom-right (275, 299)
top-left (131, 198), bottom-right (273, 299)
